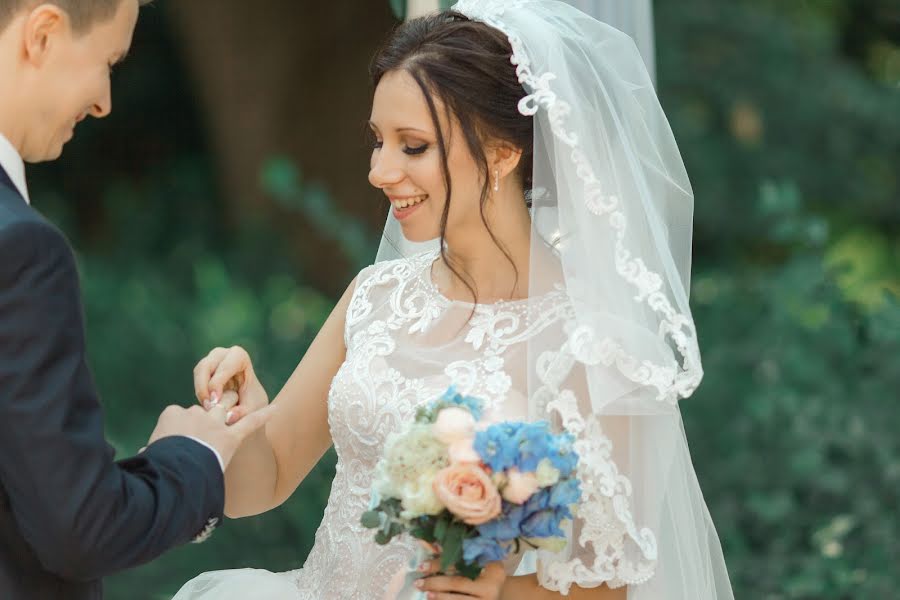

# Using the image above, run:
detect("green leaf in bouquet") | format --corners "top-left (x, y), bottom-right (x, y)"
top-left (410, 526), bottom-right (436, 543)
top-left (374, 530), bottom-right (391, 545)
top-left (440, 522), bottom-right (466, 572)
top-left (415, 405), bottom-right (435, 424)
top-left (381, 514), bottom-right (402, 538)
top-left (456, 560), bottom-right (483, 581)
top-left (434, 512), bottom-right (450, 543)
top-left (390, 521), bottom-right (404, 537)
top-left (375, 523), bottom-right (400, 545)
top-left (384, 497), bottom-right (403, 514)
top-left (361, 510), bottom-right (383, 529)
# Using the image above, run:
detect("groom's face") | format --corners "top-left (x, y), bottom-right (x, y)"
top-left (19, 0), bottom-right (139, 161)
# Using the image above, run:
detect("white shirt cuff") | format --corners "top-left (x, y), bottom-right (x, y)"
top-left (184, 436), bottom-right (226, 473)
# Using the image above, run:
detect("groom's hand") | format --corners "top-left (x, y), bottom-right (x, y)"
top-left (147, 398), bottom-right (277, 471)
top-left (194, 346), bottom-right (269, 425)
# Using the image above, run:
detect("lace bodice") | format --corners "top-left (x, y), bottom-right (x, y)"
top-left (173, 250), bottom-right (663, 600)
top-left (285, 251), bottom-right (573, 598)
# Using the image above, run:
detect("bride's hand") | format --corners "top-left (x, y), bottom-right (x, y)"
top-left (415, 558), bottom-right (506, 600)
top-left (193, 346), bottom-right (269, 425)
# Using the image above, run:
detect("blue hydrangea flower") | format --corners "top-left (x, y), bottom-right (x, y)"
top-left (520, 508), bottom-right (566, 539)
top-left (517, 422), bottom-right (553, 471)
top-left (476, 504), bottom-right (527, 541)
top-left (462, 536), bottom-right (511, 566)
top-left (474, 423), bottom-right (524, 472)
top-left (546, 433), bottom-right (579, 477)
top-left (548, 477), bottom-right (582, 507)
top-left (523, 487), bottom-right (552, 514)
top-left (438, 387), bottom-right (484, 420)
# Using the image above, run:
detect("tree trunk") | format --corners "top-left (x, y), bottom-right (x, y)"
top-left (165, 1), bottom-right (397, 292)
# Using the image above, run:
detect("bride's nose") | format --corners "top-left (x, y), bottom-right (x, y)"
top-left (368, 150), bottom-right (405, 189)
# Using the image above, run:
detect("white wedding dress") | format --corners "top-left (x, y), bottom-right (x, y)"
top-left (173, 250), bottom-right (594, 599)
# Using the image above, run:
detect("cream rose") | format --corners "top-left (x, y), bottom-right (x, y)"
top-left (433, 407), bottom-right (476, 444)
top-left (432, 464), bottom-right (502, 525)
top-left (501, 468), bottom-right (540, 504)
top-left (535, 458), bottom-right (561, 487)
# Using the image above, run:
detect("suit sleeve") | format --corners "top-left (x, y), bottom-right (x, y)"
top-left (0, 219), bottom-right (224, 581)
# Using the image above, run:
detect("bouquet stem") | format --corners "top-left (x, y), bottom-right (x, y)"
top-left (388, 545), bottom-right (434, 600)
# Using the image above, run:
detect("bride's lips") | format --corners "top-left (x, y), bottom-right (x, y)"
top-left (389, 195), bottom-right (428, 221)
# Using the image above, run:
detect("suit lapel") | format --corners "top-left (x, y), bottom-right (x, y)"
top-left (0, 165), bottom-right (21, 200)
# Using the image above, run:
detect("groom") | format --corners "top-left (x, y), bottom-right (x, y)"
top-left (0, 1), bottom-right (276, 598)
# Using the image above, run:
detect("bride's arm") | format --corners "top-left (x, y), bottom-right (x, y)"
top-left (501, 576), bottom-right (626, 600)
top-left (200, 278), bottom-right (356, 518)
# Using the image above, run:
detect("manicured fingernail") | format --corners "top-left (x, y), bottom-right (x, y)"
top-left (210, 392), bottom-right (219, 407)
top-left (202, 399), bottom-right (211, 410)
top-left (418, 562), bottom-right (430, 572)
top-left (225, 410), bottom-right (234, 424)
top-left (415, 579), bottom-right (424, 589)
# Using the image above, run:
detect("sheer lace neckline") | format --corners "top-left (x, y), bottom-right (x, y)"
top-left (418, 249), bottom-right (561, 311)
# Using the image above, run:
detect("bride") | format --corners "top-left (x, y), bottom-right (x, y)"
top-left (174, 1), bottom-right (735, 598)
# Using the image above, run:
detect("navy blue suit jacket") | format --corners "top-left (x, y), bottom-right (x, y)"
top-left (0, 166), bottom-right (224, 599)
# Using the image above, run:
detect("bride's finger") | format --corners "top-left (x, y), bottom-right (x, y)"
top-left (416, 559), bottom-right (441, 576)
top-left (223, 404), bottom-right (252, 425)
top-left (208, 347), bottom-right (254, 400)
top-left (207, 390), bottom-right (240, 423)
top-left (194, 347), bottom-right (229, 407)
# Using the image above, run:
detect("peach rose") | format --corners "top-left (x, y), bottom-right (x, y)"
top-left (502, 469), bottom-right (541, 504)
top-left (432, 464), bottom-right (502, 525)
top-left (433, 407), bottom-right (476, 444)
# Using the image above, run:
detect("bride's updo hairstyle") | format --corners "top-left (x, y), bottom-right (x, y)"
top-left (370, 11), bottom-right (534, 301)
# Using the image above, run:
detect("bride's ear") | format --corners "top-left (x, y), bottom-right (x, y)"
top-left (487, 142), bottom-right (524, 182)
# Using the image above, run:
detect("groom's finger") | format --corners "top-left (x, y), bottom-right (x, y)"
top-left (228, 402), bottom-right (277, 440)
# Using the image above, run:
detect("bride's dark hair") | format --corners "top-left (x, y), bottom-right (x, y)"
top-left (370, 11), bottom-right (534, 303)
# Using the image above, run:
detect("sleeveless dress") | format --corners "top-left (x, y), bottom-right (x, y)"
top-left (172, 250), bottom-right (577, 599)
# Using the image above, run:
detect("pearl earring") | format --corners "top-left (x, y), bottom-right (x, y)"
top-left (493, 170), bottom-right (500, 193)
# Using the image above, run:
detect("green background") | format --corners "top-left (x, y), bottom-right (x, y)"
top-left (24, 0), bottom-right (899, 598)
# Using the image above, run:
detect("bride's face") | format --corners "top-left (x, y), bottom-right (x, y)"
top-left (368, 69), bottom-right (487, 243)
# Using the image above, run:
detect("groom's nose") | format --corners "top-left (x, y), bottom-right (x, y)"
top-left (89, 81), bottom-right (113, 119)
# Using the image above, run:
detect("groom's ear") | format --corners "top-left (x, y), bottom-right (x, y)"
top-left (21, 5), bottom-right (70, 67)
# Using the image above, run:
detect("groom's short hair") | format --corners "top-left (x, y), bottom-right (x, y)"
top-left (0, 0), bottom-right (151, 34)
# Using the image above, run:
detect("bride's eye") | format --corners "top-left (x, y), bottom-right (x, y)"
top-left (403, 144), bottom-right (428, 156)
top-left (372, 140), bottom-right (383, 150)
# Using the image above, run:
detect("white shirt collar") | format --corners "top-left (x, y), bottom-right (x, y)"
top-left (0, 133), bottom-right (30, 204)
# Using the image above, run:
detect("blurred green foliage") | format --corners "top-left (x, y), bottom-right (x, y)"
top-left (23, 0), bottom-right (899, 598)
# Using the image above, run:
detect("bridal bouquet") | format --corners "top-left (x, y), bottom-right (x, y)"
top-left (361, 388), bottom-right (581, 580)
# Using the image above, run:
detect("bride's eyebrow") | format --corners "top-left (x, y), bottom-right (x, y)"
top-left (367, 121), bottom-right (431, 136)
top-left (395, 127), bottom-right (430, 135)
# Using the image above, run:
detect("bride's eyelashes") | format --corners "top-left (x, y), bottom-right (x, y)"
top-left (370, 140), bottom-right (430, 156)
top-left (404, 143), bottom-right (428, 156)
